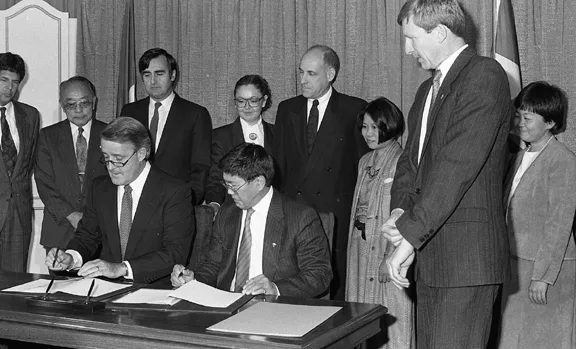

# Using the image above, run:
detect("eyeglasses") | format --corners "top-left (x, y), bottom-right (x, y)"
top-left (220, 180), bottom-right (248, 193)
top-left (100, 151), bottom-right (137, 168)
top-left (63, 101), bottom-right (93, 111)
top-left (234, 97), bottom-right (264, 108)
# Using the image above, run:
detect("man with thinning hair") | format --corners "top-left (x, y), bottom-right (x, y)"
top-left (383, 0), bottom-right (512, 347)
top-left (47, 117), bottom-right (194, 283)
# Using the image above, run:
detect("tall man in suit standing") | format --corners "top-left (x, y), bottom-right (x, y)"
top-left (47, 117), bottom-right (194, 283)
top-left (35, 76), bottom-right (108, 252)
top-left (382, 1), bottom-right (513, 348)
top-left (0, 52), bottom-right (40, 272)
top-left (120, 48), bottom-right (212, 205)
top-left (171, 143), bottom-right (332, 298)
top-left (274, 45), bottom-right (368, 300)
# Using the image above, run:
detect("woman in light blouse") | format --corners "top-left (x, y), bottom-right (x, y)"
top-left (499, 81), bottom-right (576, 349)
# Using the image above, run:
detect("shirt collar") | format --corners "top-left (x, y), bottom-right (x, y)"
top-left (309, 86), bottom-right (333, 105)
top-left (239, 116), bottom-right (262, 130)
top-left (68, 118), bottom-right (93, 135)
top-left (125, 161), bottom-right (151, 192)
top-left (435, 44), bottom-right (468, 86)
top-left (250, 186), bottom-right (274, 213)
top-left (149, 91), bottom-right (176, 110)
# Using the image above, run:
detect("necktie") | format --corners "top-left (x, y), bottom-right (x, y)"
top-left (307, 99), bottom-right (319, 153)
top-left (234, 208), bottom-right (255, 292)
top-left (431, 70), bottom-right (442, 105)
top-left (149, 102), bottom-right (162, 151)
top-left (0, 107), bottom-right (17, 178)
top-left (119, 185), bottom-right (133, 259)
top-left (76, 127), bottom-right (87, 190)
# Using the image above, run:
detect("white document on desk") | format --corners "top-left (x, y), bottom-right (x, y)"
top-left (2, 278), bottom-right (131, 297)
top-left (168, 280), bottom-right (243, 308)
top-left (207, 302), bottom-right (342, 337)
top-left (112, 289), bottom-right (181, 305)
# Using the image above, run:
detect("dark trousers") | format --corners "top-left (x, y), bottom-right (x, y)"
top-left (417, 281), bottom-right (500, 349)
top-left (0, 200), bottom-right (29, 272)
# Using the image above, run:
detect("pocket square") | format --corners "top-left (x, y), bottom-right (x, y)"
top-left (383, 177), bottom-right (394, 184)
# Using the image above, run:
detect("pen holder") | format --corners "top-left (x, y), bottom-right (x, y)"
top-left (26, 296), bottom-right (106, 313)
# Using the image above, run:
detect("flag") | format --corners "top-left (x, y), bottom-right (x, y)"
top-left (116, 0), bottom-right (136, 117)
top-left (493, 0), bottom-right (522, 99)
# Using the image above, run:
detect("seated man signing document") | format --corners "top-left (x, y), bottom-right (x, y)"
top-left (46, 117), bottom-right (194, 283)
top-left (171, 143), bottom-right (332, 297)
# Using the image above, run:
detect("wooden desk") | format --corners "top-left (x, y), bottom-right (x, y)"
top-left (0, 272), bottom-right (387, 349)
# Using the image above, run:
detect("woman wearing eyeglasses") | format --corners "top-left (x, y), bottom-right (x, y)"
top-left (205, 75), bottom-right (274, 214)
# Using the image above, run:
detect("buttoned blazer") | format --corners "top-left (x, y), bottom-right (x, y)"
top-left (273, 89), bottom-right (368, 252)
top-left (66, 165), bottom-right (194, 283)
top-left (120, 94), bottom-right (212, 205)
top-left (504, 137), bottom-right (576, 284)
top-left (391, 47), bottom-right (513, 287)
top-left (205, 117), bottom-right (274, 205)
top-left (35, 119), bottom-right (108, 248)
top-left (0, 101), bottom-right (39, 235)
top-left (194, 189), bottom-right (332, 297)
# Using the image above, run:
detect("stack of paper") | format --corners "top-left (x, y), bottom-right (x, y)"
top-left (112, 289), bottom-right (180, 305)
top-left (168, 280), bottom-right (243, 308)
top-left (2, 278), bottom-right (131, 297)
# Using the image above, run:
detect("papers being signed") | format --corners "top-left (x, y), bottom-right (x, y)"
top-left (3, 278), bottom-right (131, 298)
top-left (169, 280), bottom-right (244, 308)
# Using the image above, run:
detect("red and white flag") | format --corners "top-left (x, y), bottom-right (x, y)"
top-left (116, 0), bottom-right (136, 117)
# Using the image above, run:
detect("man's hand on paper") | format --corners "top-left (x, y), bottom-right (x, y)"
top-left (78, 259), bottom-right (126, 279)
top-left (242, 274), bottom-right (278, 295)
top-left (382, 208), bottom-right (404, 246)
top-left (386, 238), bottom-right (415, 289)
top-left (171, 264), bottom-right (194, 288)
top-left (45, 247), bottom-right (74, 270)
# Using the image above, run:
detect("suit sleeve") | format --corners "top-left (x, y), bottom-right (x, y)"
top-left (193, 210), bottom-right (228, 287)
top-left (273, 102), bottom-right (287, 192)
top-left (129, 184), bottom-right (194, 283)
top-left (205, 129), bottom-right (226, 204)
top-left (533, 155), bottom-right (576, 284)
top-left (66, 180), bottom-right (103, 261)
top-left (188, 107), bottom-right (212, 204)
top-left (396, 60), bottom-right (512, 249)
top-left (275, 208), bottom-right (333, 297)
top-left (34, 130), bottom-right (76, 223)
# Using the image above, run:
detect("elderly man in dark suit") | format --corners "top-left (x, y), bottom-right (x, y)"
top-left (172, 143), bottom-right (332, 298)
top-left (120, 48), bottom-right (212, 205)
top-left (47, 117), bottom-right (194, 284)
top-left (35, 76), bottom-right (108, 252)
top-left (382, 1), bottom-right (513, 348)
top-left (273, 45), bottom-right (368, 300)
top-left (0, 52), bottom-right (40, 272)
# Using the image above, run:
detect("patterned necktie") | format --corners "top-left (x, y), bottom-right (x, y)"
top-left (119, 185), bottom-right (133, 259)
top-left (234, 208), bottom-right (255, 292)
top-left (0, 107), bottom-right (17, 178)
top-left (431, 70), bottom-right (442, 105)
top-left (307, 99), bottom-right (319, 153)
top-left (76, 127), bottom-right (87, 190)
top-left (149, 102), bottom-right (162, 151)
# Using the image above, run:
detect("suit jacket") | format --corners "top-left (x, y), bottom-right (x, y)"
top-left (194, 189), bottom-right (332, 297)
top-left (67, 165), bottom-right (194, 283)
top-left (504, 137), bottom-right (576, 285)
top-left (120, 94), bottom-right (212, 205)
top-left (273, 89), bottom-right (368, 253)
top-left (35, 119), bottom-right (108, 248)
top-left (0, 101), bottom-right (39, 270)
top-left (391, 47), bottom-right (512, 287)
top-left (205, 117), bottom-right (274, 204)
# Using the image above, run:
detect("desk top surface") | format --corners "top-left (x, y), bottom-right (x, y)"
top-left (0, 271), bottom-right (387, 349)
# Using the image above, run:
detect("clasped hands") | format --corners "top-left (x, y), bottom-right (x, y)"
top-left (171, 264), bottom-right (278, 295)
top-left (45, 247), bottom-right (127, 279)
top-left (381, 208), bottom-right (415, 290)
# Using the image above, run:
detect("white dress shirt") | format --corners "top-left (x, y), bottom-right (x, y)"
top-left (0, 102), bottom-right (20, 153)
top-left (307, 86), bottom-right (333, 131)
top-left (240, 117), bottom-right (265, 147)
top-left (69, 118), bottom-right (93, 152)
top-left (148, 92), bottom-right (176, 150)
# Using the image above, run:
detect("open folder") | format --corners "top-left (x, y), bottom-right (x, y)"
top-left (2, 278), bottom-right (134, 301)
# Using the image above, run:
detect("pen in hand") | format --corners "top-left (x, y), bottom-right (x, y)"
top-left (52, 247), bottom-right (60, 268)
top-left (84, 279), bottom-right (96, 304)
top-left (42, 277), bottom-right (55, 300)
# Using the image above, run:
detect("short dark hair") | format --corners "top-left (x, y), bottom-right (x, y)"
top-left (101, 117), bottom-right (152, 157)
top-left (234, 74), bottom-right (273, 112)
top-left (357, 97), bottom-right (405, 143)
top-left (138, 48), bottom-right (178, 81)
top-left (397, 0), bottom-right (465, 38)
top-left (306, 44), bottom-right (340, 83)
top-left (220, 143), bottom-right (274, 186)
top-left (514, 81), bottom-right (567, 135)
top-left (0, 52), bottom-right (26, 81)
top-left (59, 76), bottom-right (97, 101)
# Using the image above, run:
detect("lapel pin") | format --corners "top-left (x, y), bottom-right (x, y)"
top-left (272, 243), bottom-right (277, 247)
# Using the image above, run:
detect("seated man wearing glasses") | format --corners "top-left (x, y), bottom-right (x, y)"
top-left (46, 117), bottom-right (194, 283)
top-left (36, 76), bottom-right (108, 254)
top-left (171, 143), bottom-right (332, 297)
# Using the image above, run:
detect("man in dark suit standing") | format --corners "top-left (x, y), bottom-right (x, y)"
top-left (0, 52), bottom-right (40, 272)
top-left (120, 48), bottom-right (212, 205)
top-left (273, 45), bottom-right (368, 300)
top-left (171, 143), bottom-right (332, 298)
top-left (47, 117), bottom-right (194, 284)
top-left (35, 76), bottom-right (108, 252)
top-left (382, 1), bottom-right (512, 348)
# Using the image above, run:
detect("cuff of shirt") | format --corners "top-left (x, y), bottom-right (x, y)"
top-left (271, 282), bottom-right (280, 296)
top-left (65, 249), bottom-right (83, 270)
top-left (123, 261), bottom-right (134, 280)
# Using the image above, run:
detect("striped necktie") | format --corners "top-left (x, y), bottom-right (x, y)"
top-left (234, 208), bottom-right (255, 292)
